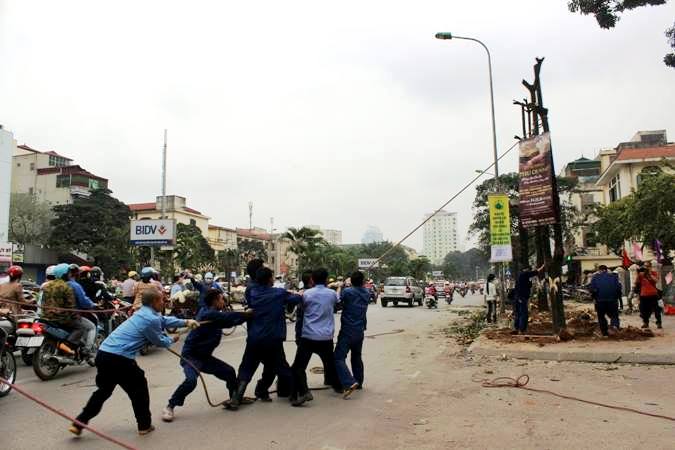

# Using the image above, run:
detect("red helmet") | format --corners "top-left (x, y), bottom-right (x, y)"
top-left (7, 265), bottom-right (23, 279)
top-left (79, 266), bottom-right (92, 273)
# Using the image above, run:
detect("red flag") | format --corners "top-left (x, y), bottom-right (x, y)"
top-left (622, 248), bottom-right (632, 269)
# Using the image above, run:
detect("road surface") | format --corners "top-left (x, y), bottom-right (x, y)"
top-left (4, 292), bottom-right (674, 449)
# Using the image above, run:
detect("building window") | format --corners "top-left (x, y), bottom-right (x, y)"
top-left (190, 219), bottom-right (197, 226)
top-left (636, 166), bottom-right (661, 187)
top-left (608, 175), bottom-right (621, 203)
top-left (29, 162), bottom-right (35, 171)
top-left (48, 155), bottom-right (67, 167)
top-left (56, 175), bottom-right (71, 188)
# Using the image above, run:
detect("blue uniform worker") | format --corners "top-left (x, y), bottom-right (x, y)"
top-left (334, 271), bottom-right (369, 397)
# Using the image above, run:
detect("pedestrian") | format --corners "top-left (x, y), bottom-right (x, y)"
top-left (232, 267), bottom-right (301, 408)
top-left (589, 265), bottom-right (622, 336)
top-left (192, 272), bottom-right (221, 309)
top-left (162, 289), bottom-right (253, 421)
top-left (121, 271), bottom-right (138, 303)
top-left (484, 273), bottom-right (498, 324)
top-left (512, 264), bottom-right (545, 334)
top-left (290, 267), bottom-right (342, 407)
top-left (334, 270), bottom-right (369, 399)
top-left (635, 261), bottom-right (662, 329)
top-left (70, 288), bottom-right (199, 437)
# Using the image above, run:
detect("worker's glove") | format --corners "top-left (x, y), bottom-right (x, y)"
top-left (185, 319), bottom-right (200, 330)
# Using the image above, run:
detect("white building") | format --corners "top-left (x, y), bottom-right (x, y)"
top-left (306, 225), bottom-right (343, 245)
top-left (361, 225), bottom-right (384, 244)
top-left (422, 210), bottom-right (458, 264)
top-left (0, 126), bottom-right (16, 242)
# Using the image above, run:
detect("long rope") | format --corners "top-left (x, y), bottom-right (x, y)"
top-left (369, 140), bottom-right (520, 269)
top-left (479, 375), bottom-right (675, 423)
top-left (0, 376), bottom-right (138, 450)
top-left (0, 297), bottom-right (130, 314)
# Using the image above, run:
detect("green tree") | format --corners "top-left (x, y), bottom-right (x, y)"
top-left (215, 249), bottom-right (240, 276)
top-left (9, 193), bottom-right (54, 245)
top-left (409, 256), bottom-right (432, 280)
top-left (174, 223), bottom-right (215, 271)
top-left (282, 227), bottom-right (326, 273)
top-left (237, 239), bottom-right (268, 268)
top-left (568, 0), bottom-right (674, 67)
top-left (49, 189), bottom-right (132, 275)
top-left (441, 249), bottom-right (490, 281)
top-left (588, 199), bottom-right (634, 255)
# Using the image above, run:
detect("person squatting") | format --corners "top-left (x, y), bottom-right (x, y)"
top-left (69, 262), bottom-right (370, 437)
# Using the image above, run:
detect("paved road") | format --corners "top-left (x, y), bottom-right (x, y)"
top-left (3, 294), bottom-right (483, 450)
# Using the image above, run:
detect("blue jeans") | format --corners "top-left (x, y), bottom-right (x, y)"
top-left (514, 298), bottom-right (529, 332)
top-left (334, 332), bottom-right (364, 388)
top-left (168, 355), bottom-right (236, 407)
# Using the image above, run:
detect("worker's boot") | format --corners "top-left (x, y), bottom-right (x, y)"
top-left (230, 381), bottom-right (248, 410)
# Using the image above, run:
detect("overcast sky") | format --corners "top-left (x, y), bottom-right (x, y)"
top-left (1, 1), bottom-right (674, 252)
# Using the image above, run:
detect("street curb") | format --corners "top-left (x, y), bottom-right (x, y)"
top-left (468, 339), bottom-right (675, 365)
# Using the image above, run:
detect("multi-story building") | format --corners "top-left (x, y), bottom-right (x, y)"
top-left (422, 210), bottom-right (458, 264)
top-left (128, 195), bottom-right (210, 237)
top-left (0, 126), bottom-right (15, 243)
top-left (11, 144), bottom-right (108, 205)
top-left (207, 225), bottom-right (238, 252)
top-left (361, 225), bottom-right (384, 244)
top-left (307, 225), bottom-right (343, 245)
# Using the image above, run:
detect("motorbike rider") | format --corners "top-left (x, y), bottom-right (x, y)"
top-left (0, 265), bottom-right (26, 315)
top-left (425, 282), bottom-right (437, 301)
top-left (121, 271), bottom-right (138, 303)
top-left (65, 264), bottom-right (98, 356)
top-left (133, 267), bottom-right (162, 311)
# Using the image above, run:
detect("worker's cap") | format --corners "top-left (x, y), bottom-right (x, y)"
top-left (204, 272), bottom-right (214, 280)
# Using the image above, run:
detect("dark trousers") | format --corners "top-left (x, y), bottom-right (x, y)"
top-left (238, 340), bottom-right (292, 396)
top-left (595, 300), bottom-right (620, 336)
top-left (291, 338), bottom-right (340, 398)
top-left (639, 296), bottom-right (662, 326)
top-left (76, 351), bottom-right (151, 430)
top-left (168, 354), bottom-right (236, 407)
top-left (486, 300), bottom-right (497, 323)
top-left (514, 298), bottom-right (529, 332)
top-left (334, 332), bottom-right (364, 388)
top-left (255, 347), bottom-right (292, 397)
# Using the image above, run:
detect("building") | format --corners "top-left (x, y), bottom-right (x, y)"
top-left (271, 234), bottom-right (298, 277)
top-left (562, 156), bottom-right (604, 251)
top-left (307, 225), bottom-right (343, 245)
top-left (207, 225), bottom-right (238, 252)
top-left (11, 144), bottom-right (108, 205)
top-left (422, 210), bottom-right (458, 264)
top-left (128, 195), bottom-right (210, 237)
top-left (0, 126), bottom-right (15, 243)
top-left (361, 225), bottom-right (384, 244)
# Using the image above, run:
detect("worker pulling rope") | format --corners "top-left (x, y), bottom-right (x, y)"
top-left (0, 376), bottom-right (138, 450)
top-left (478, 375), bottom-right (675, 423)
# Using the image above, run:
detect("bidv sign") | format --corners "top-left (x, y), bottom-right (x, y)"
top-left (130, 219), bottom-right (176, 246)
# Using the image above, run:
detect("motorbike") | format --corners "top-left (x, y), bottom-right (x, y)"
top-left (11, 311), bottom-right (40, 365)
top-left (424, 294), bottom-right (438, 309)
top-left (0, 318), bottom-right (17, 397)
top-left (444, 289), bottom-right (454, 305)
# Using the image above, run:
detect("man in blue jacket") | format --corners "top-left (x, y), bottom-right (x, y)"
top-left (162, 289), bottom-right (253, 421)
top-left (512, 264), bottom-right (545, 334)
top-left (191, 271), bottom-right (222, 309)
top-left (66, 265), bottom-right (98, 356)
top-left (70, 289), bottom-right (199, 437)
top-left (589, 265), bottom-right (622, 336)
top-left (334, 270), bottom-right (369, 399)
top-left (232, 267), bottom-right (301, 409)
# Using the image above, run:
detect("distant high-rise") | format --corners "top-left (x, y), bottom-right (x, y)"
top-left (306, 225), bottom-right (343, 246)
top-left (422, 210), bottom-right (458, 264)
top-left (361, 226), bottom-right (384, 244)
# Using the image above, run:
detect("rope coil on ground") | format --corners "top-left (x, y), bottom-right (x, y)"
top-left (478, 375), bottom-right (675, 423)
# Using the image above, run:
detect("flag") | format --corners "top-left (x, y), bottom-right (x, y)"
top-left (622, 248), bottom-right (632, 269)
top-left (666, 272), bottom-right (673, 286)
top-left (632, 242), bottom-right (643, 261)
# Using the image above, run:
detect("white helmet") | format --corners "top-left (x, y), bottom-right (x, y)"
top-left (204, 272), bottom-right (214, 280)
top-left (45, 265), bottom-right (56, 277)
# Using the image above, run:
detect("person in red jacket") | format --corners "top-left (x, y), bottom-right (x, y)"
top-left (635, 261), bottom-right (662, 329)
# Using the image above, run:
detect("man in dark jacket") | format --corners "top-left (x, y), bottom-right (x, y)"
top-left (162, 289), bottom-right (252, 421)
top-left (513, 264), bottom-right (544, 334)
top-left (589, 265), bottom-right (622, 336)
top-left (233, 267), bottom-right (301, 408)
top-left (334, 270), bottom-right (369, 399)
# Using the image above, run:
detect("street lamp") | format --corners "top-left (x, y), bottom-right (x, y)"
top-left (435, 32), bottom-right (499, 191)
top-left (475, 170), bottom-right (496, 176)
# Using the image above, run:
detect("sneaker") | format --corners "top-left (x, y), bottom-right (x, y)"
top-left (305, 391), bottom-right (314, 402)
top-left (161, 407), bottom-right (174, 422)
top-left (291, 393), bottom-right (308, 407)
top-left (343, 383), bottom-right (360, 399)
top-left (138, 425), bottom-right (155, 436)
top-left (68, 423), bottom-right (83, 437)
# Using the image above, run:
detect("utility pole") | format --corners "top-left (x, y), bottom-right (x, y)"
top-left (248, 202), bottom-right (253, 230)
top-left (161, 129), bottom-right (167, 219)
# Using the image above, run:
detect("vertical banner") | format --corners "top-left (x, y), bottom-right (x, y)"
top-left (488, 193), bottom-right (513, 262)
top-left (518, 132), bottom-right (556, 228)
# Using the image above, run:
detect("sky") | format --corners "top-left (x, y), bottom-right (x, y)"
top-left (1, 0), bottom-right (674, 252)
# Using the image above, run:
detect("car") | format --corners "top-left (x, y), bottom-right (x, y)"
top-left (381, 276), bottom-right (423, 307)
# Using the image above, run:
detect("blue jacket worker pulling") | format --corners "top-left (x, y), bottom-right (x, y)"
top-left (334, 286), bottom-right (370, 390)
top-left (589, 271), bottom-right (622, 302)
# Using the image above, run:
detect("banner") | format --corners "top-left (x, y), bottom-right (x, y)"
top-left (0, 242), bottom-right (13, 265)
top-left (130, 219), bottom-right (176, 246)
top-left (358, 258), bottom-right (379, 269)
top-left (518, 132), bottom-right (556, 228)
top-left (488, 193), bottom-right (513, 262)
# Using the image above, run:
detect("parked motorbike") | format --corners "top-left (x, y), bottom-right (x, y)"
top-left (424, 294), bottom-right (438, 309)
top-left (0, 320), bottom-right (17, 397)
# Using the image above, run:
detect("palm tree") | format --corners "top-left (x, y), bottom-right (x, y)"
top-left (283, 227), bottom-right (326, 273)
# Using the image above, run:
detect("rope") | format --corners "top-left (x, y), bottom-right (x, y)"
top-left (0, 376), bottom-right (138, 450)
top-left (369, 140), bottom-right (519, 269)
top-left (0, 297), bottom-right (131, 314)
top-left (165, 348), bottom-right (229, 407)
top-left (479, 375), bottom-right (675, 423)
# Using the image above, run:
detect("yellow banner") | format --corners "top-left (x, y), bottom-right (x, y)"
top-left (488, 193), bottom-right (512, 262)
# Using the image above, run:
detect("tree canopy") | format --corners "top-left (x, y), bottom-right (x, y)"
top-left (9, 193), bottom-right (53, 246)
top-left (568, 0), bottom-right (674, 67)
top-left (174, 223), bottom-right (215, 271)
top-left (441, 248), bottom-right (490, 281)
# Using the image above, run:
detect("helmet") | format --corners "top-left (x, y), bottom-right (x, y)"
top-left (68, 264), bottom-right (80, 272)
top-left (204, 272), bottom-right (214, 280)
top-left (7, 265), bottom-right (23, 279)
top-left (128, 271), bottom-right (138, 278)
top-left (79, 266), bottom-right (92, 273)
top-left (53, 263), bottom-right (70, 279)
top-left (91, 266), bottom-right (103, 280)
top-left (45, 265), bottom-right (56, 277)
top-left (141, 267), bottom-right (154, 278)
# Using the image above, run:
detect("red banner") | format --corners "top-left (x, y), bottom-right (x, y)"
top-left (518, 132), bottom-right (556, 228)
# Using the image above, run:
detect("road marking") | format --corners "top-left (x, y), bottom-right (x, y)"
top-left (407, 370), bottom-right (421, 379)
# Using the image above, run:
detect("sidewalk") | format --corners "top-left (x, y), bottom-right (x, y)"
top-left (469, 309), bottom-right (675, 364)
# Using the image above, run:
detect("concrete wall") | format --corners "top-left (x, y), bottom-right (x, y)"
top-left (0, 128), bottom-right (16, 242)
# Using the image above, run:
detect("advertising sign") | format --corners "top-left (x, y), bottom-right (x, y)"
top-left (518, 132), bottom-right (556, 228)
top-left (0, 242), bottom-right (13, 264)
top-left (130, 219), bottom-right (176, 246)
top-left (432, 270), bottom-right (444, 277)
top-left (488, 193), bottom-right (513, 262)
top-left (12, 243), bottom-right (24, 263)
top-left (358, 258), bottom-right (379, 269)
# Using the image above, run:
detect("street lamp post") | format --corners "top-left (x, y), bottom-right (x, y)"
top-left (435, 32), bottom-right (499, 191)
